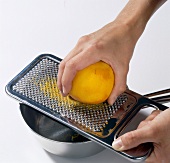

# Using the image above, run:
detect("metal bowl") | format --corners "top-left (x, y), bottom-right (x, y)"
top-left (20, 104), bottom-right (105, 158)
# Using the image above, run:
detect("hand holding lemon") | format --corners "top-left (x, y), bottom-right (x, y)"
top-left (57, 20), bottom-right (135, 105)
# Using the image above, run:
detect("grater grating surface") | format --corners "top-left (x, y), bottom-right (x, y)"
top-left (6, 54), bottom-right (168, 162)
top-left (12, 56), bottom-right (134, 137)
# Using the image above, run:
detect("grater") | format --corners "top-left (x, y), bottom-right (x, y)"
top-left (6, 54), bottom-right (168, 162)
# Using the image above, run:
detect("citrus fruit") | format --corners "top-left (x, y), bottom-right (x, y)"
top-left (69, 61), bottom-right (115, 104)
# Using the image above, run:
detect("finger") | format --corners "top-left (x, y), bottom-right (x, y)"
top-left (145, 110), bottom-right (161, 121)
top-left (57, 47), bottom-right (82, 93)
top-left (61, 49), bottom-right (99, 96)
top-left (112, 124), bottom-right (155, 151)
top-left (62, 45), bottom-right (83, 63)
top-left (57, 35), bottom-right (92, 92)
top-left (61, 35), bottom-right (90, 63)
top-left (107, 66), bottom-right (127, 105)
top-left (137, 110), bottom-right (161, 129)
top-left (137, 120), bottom-right (151, 129)
top-left (57, 61), bottom-right (65, 93)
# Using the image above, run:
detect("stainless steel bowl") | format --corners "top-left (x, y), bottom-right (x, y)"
top-left (20, 104), bottom-right (105, 158)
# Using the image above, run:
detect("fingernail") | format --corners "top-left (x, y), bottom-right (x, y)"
top-left (62, 86), bottom-right (66, 96)
top-left (112, 138), bottom-right (124, 151)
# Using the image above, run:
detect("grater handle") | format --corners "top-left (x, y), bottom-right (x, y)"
top-left (145, 88), bottom-right (170, 104)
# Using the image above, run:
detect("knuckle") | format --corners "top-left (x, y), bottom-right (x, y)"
top-left (65, 61), bottom-right (76, 70)
top-left (139, 120), bottom-right (152, 129)
top-left (118, 85), bottom-right (126, 94)
top-left (59, 60), bottom-right (66, 69)
top-left (147, 124), bottom-right (159, 137)
top-left (78, 35), bottom-right (90, 44)
top-left (139, 121), bottom-right (147, 127)
top-left (88, 41), bottom-right (104, 52)
top-left (92, 41), bottom-right (104, 50)
top-left (122, 132), bottom-right (136, 147)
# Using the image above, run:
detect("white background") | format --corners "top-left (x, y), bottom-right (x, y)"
top-left (0, 0), bottom-right (170, 163)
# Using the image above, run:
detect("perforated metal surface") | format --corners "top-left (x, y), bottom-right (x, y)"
top-left (12, 57), bottom-right (128, 132)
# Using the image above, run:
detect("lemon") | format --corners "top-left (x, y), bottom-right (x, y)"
top-left (69, 61), bottom-right (115, 104)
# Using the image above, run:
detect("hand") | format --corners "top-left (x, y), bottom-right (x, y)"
top-left (112, 109), bottom-right (170, 163)
top-left (57, 0), bottom-right (166, 105)
top-left (57, 21), bottom-right (138, 105)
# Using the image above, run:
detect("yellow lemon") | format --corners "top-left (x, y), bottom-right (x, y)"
top-left (69, 61), bottom-right (115, 104)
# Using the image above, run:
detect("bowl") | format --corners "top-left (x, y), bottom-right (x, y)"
top-left (20, 104), bottom-right (105, 158)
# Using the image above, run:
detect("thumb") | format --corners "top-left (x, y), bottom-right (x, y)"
top-left (112, 125), bottom-right (154, 151)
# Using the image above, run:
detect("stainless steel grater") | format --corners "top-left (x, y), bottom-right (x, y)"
top-left (6, 54), bottom-right (168, 162)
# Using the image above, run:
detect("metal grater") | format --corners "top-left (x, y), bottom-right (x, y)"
top-left (6, 54), bottom-right (168, 162)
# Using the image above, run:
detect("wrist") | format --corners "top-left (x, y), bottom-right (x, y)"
top-left (113, 0), bottom-right (167, 42)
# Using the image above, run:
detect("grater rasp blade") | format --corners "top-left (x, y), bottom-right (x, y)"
top-left (6, 54), bottom-right (168, 162)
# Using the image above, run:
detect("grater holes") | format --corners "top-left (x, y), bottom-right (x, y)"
top-left (12, 57), bottom-right (129, 132)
